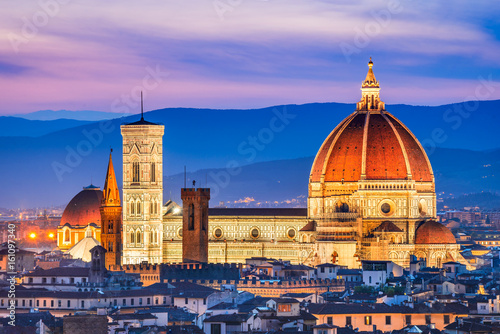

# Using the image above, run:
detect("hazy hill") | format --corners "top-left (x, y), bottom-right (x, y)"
top-left (0, 117), bottom-right (91, 137)
top-left (14, 109), bottom-right (132, 121)
top-left (0, 100), bottom-right (499, 208)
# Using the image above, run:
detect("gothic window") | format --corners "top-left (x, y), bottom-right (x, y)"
top-left (108, 242), bottom-right (113, 252)
top-left (151, 162), bottom-right (156, 182)
top-left (133, 161), bottom-right (140, 182)
top-left (150, 201), bottom-right (153, 215)
top-left (64, 229), bottom-right (70, 242)
top-left (150, 230), bottom-right (154, 244)
top-left (130, 201), bottom-right (135, 215)
top-left (188, 203), bottom-right (194, 230)
top-left (131, 231), bottom-right (135, 244)
top-left (137, 201), bottom-right (141, 214)
top-left (136, 231), bottom-right (141, 244)
top-left (155, 202), bottom-right (158, 214)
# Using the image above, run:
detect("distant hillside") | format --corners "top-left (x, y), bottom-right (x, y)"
top-left (1, 100), bottom-right (499, 208)
top-left (0, 117), bottom-right (91, 137)
top-left (15, 109), bottom-right (132, 121)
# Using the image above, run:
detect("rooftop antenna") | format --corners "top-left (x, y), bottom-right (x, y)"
top-left (140, 91), bottom-right (144, 120)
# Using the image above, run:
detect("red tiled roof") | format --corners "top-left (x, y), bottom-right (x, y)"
top-left (415, 220), bottom-right (456, 244)
top-left (60, 186), bottom-right (102, 226)
top-left (310, 111), bottom-right (433, 183)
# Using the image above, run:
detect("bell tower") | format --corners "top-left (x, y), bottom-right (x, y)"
top-left (181, 185), bottom-right (210, 263)
top-left (100, 150), bottom-right (122, 268)
top-left (121, 97), bottom-right (164, 264)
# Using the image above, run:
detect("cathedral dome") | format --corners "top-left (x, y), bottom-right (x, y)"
top-left (415, 220), bottom-right (456, 244)
top-left (309, 60), bottom-right (433, 184)
top-left (310, 111), bottom-right (433, 183)
top-left (60, 185), bottom-right (103, 226)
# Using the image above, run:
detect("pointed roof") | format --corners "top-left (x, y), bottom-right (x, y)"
top-left (362, 57), bottom-right (379, 88)
top-left (102, 150), bottom-right (120, 207)
top-left (372, 221), bottom-right (403, 233)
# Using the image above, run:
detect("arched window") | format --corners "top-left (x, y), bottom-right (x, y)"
top-left (188, 203), bottom-right (195, 230)
top-left (130, 201), bottom-right (135, 215)
top-left (131, 231), bottom-right (135, 244)
top-left (137, 201), bottom-right (141, 214)
top-left (136, 231), bottom-right (141, 244)
top-left (150, 230), bottom-right (154, 244)
top-left (151, 162), bottom-right (156, 182)
top-left (132, 161), bottom-right (140, 182)
top-left (150, 201), bottom-right (153, 214)
top-left (64, 229), bottom-right (70, 242)
top-left (154, 201), bottom-right (158, 214)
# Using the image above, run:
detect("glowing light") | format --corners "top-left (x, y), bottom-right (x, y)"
top-left (29, 233), bottom-right (36, 239)
top-left (48, 233), bottom-right (54, 238)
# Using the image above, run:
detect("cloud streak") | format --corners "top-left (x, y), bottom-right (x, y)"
top-left (1, 0), bottom-right (499, 114)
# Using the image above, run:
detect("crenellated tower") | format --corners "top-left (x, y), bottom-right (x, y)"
top-left (100, 150), bottom-right (122, 268)
top-left (181, 186), bottom-right (210, 263)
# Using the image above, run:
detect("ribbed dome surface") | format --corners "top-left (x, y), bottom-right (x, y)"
top-left (415, 220), bottom-right (456, 244)
top-left (310, 111), bottom-right (433, 183)
top-left (60, 185), bottom-right (102, 226)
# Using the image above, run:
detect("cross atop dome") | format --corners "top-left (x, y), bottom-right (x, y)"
top-left (356, 57), bottom-right (385, 112)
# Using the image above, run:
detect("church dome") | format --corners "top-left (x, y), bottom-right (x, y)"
top-left (415, 220), bottom-right (456, 244)
top-left (309, 60), bottom-right (433, 184)
top-left (60, 185), bottom-right (103, 226)
top-left (310, 111), bottom-right (433, 183)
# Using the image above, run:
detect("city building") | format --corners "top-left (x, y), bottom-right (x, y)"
top-left (56, 185), bottom-right (102, 251)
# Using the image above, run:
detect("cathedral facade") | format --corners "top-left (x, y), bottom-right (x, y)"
top-left (160, 59), bottom-right (466, 269)
top-left (58, 60), bottom-right (466, 270)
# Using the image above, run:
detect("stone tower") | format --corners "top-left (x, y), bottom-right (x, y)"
top-left (100, 150), bottom-right (122, 268)
top-left (121, 106), bottom-right (164, 264)
top-left (181, 186), bottom-right (210, 263)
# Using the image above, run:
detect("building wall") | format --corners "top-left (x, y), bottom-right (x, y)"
top-left (57, 224), bottom-right (101, 251)
top-left (314, 312), bottom-right (463, 332)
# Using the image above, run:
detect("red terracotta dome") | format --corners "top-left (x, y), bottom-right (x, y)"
top-left (310, 110), bottom-right (433, 183)
top-left (60, 185), bottom-right (103, 226)
top-left (415, 220), bottom-right (456, 244)
top-left (310, 59), bottom-right (433, 184)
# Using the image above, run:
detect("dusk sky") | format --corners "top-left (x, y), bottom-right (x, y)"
top-left (1, 0), bottom-right (500, 115)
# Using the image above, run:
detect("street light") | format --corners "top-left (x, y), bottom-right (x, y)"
top-left (29, 233), bottom-right (36, 239)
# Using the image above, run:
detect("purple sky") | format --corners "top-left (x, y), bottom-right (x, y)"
top-left (1, 0), bottom-right (500, 115)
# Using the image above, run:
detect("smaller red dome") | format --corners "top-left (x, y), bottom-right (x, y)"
top-left (60, 185), bottom-right (103, 226)
top-left (415, 220), bottom-right (456, 244)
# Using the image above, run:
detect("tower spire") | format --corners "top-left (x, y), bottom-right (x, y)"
top-left (102, 149), bottom-right (120, 206)
top-left (141, 91), bottom-right (144, 121)
top-left (356, 57), bottom-right (385, 112)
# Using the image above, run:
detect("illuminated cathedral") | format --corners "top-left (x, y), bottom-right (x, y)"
top-left (57, 59), bottom-right (468, 269)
